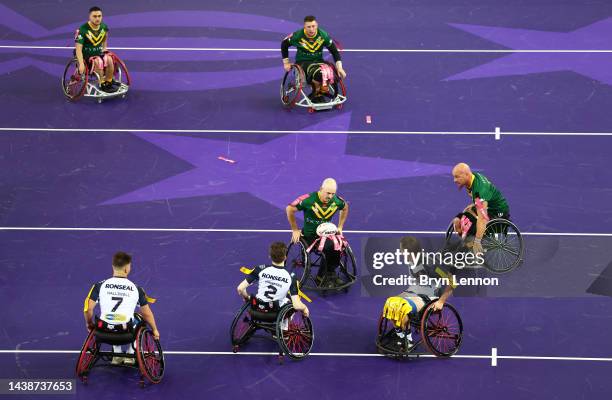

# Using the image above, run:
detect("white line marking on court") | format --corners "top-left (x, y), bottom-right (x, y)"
top-left (3, 45), bottom-right (612, 53)
top-left (495, 127), bottom-right (501, 141)
top-left (1, 127), bottom-right (612, 137)
top-left (0, 227), bottom-right (611, 237)
top-left (1, 349), bottom-right (611, 363)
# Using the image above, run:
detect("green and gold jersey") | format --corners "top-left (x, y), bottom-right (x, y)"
top-left (290, 191), bottom-right (346, 237)
top-left (468, 172), bottom-right (509, 216)
top-left (285, 28), bottom-right (334, 63)
top-left (75, 22), bottom-right (109, 58)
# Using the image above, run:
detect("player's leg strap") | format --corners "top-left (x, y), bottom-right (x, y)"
top-left (383, 296), bottom-right (415, 327)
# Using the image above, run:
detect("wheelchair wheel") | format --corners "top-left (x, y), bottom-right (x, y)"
top-left (337, 245), bottom-right (357, 290)
top-left (303, 250), bottom-right (326, 290)
top-left (286, 240), bottom-right (310, 285)
top-left (420, 302), bottom-right (463, 357)
top-left (62, 58), bottom-right (88, 101)
top-left (276, 306), bottom-right (313, 360)
top-left (322, 61), bottom-right (347, 105)
top-left (230, 302), bottom-right (256, 347)
top-left (281, 64), bottom-right (304, 107)
top-left (108, 51), bottom-right (131, 86)
top-left (135, 327), bottom-right (164, 384)
top-left (376, 315), bottom-right (407, 357)
top-left (75, 330), bottom-right (99, 378)
top-left (481, 218), bottom-right (524, 274)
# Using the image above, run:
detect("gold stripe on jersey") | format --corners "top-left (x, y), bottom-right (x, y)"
top-left (299, 37), bottom-right (324, 53)
top-left (312, 202), bottom-right (338, 219)
top-left (86, 29), bottom-right (107, 46)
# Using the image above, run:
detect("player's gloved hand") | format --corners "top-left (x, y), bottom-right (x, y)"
top-left (431, 299), bottom-right (445, 311)
top-left (152, 329), bottom-right (160, 340)
top-left (283, 59), bottom-right (292, 72)
top-left (78, 62), bottom-right (86, 74)
top-left (291, 229), bottom-right (302, 243)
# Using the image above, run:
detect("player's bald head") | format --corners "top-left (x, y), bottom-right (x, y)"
top-left (452, 163), bottom-right (473, 189)
top-left (452, 163), bottom-right (471, 176)
top-left (318, 178), bottom-right (337, 203)
top-left (321, 178), bottom-right (337, 191)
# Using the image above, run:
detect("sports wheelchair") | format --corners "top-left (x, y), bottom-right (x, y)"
top-left (285, 225), bottom-right (357, 294)
top-left (62, 51), bottom-right (130, 103)
top-left (75, 316), bottom-right (164, 387)
top-left (445, 211), bottom-right (524, 274)
top-left (230, 295), bottom-right (314, 362)
top-left (281, 61), bottom-right (347, 113)
top-left (376, 297), bottom-right (463, 359)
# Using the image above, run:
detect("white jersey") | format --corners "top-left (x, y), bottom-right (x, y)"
top-left (246, 264), bottom-right (298, 305)
top-left (86, 277), bottom-right (149, 324)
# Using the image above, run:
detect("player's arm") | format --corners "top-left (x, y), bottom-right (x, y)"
top-left (83, 283), bottom-right (100, 331)
top-left (432, 284), bottom-right (453, 311)
top-left (290, 295), bottom-right (309, 317)
top-left (83, 300), bottom-right (96, 330)
top-left (325, 38), bottom-right (346, 78)
top-left (139, 305), bottom-right (160, 340)
top-left (337, 202), bottom-right (349, 234)
top-left (137, 287), bottom-right (159, 339)
top-left (289, 279), bottom-right (308, 317)
top-left (102, 32), bottom-right (108, 52)
top-left (75, 43), bottom-right (85, 73)
top-left (237, 279), bottom-right (251, 300)
top-left (237, 266), bottom-right (261, 300)
top-left (286, 204), bottom-right (302, 243)
top-left (474, 200), bottom-right (489, 240)
top-left (281, 35), bottom-right (292, 71)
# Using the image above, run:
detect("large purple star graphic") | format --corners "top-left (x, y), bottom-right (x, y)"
top-left (102, 113), bottom-right (453, 208)
top-left (446, 18), bottom-right (612, 85)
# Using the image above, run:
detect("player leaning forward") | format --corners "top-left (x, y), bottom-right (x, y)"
top-left (286, 178), bottom-right (349, 286)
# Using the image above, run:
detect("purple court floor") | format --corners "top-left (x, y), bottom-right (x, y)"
top-left (1, 0), bottom-right (612, 399)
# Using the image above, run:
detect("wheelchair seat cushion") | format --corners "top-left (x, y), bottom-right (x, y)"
top-left (93, 329), bottom-right (135, 345)
top-left (249, 308), bottom-right (278, 323)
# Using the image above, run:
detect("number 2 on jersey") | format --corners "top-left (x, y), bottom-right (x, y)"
top-left (263, 285), bottom-right (277, 300)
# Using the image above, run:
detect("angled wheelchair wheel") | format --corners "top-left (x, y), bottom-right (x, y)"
top-left (420, 302), bottom-right (463, 357)
top-left (303, 250), bottom-right (326, 290)
top-left (135, 327), bottom-right (164, 384)
top-left (481, 218), bottom-right (524, 274)
top-left (62, 58), bottom-right (88, 101)
top-left (75, 330), bottom-right (99, 379)
top-left (337, 245), bottom-right (357, 291)
top-left (280, 64), bottom-right (304, 107)
top-left (376, 315), bottom-right (410, 358)
top-left (276, 306), bottom-right (313, 360)
top-left (108, 51), bottom-right (131, 86)
top-left (322, 61), bottom-right (347, 107)
top-left (230, 302), bottom-right (256, 347)
top-left (286, 240), bottom-right (310, 285)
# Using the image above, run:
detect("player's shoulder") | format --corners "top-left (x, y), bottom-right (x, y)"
top-left (318, 28), bottom-right (330, 39)
top-left (78, 22), bottom-right (90, 32)
top-left (334, 194), bottom-right (346, 206)
top-left (284, 29), bottom-right (302, 41)
top-left (290, 192), bottom-right (315, 207)
top-left (101, 22), bottom-right (109, 30)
